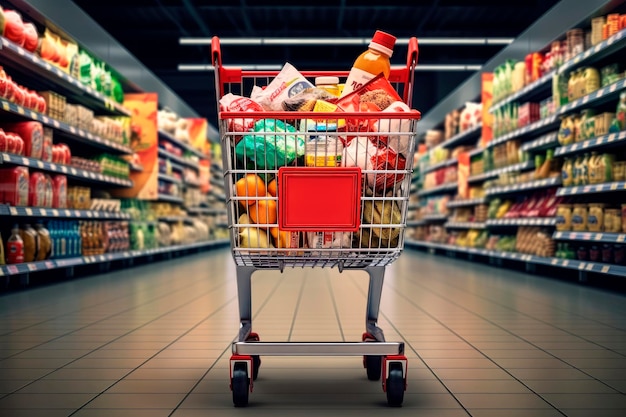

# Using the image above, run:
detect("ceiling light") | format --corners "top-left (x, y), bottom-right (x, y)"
top-left (178, 64), bottom-right (482, 72)
top-left (180, 37), bottom-right (513, 46)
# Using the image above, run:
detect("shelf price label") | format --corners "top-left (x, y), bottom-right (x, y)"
top-left (7, 265), bottom-right (19, 274)
top-left (2, 101), bottom-right (9, 111)
top-left (27, 263), bottom-right (37, 272)
top-left (24, 208), bottom-right (33, 216)
top-left (601, 265), bottom-right (610, 273)
top-left (17, 106), bottom-right (25, 115)
top-left (617, 234), bottom-right (626, 243)
top-left (40, 209), bottom-right (47, 216)
top-left (52, 209), bottom-right (59, 217)
top-left (611, 183), bottom-right (619, 191)
top-left (9, 207), bottom-right (18, 216)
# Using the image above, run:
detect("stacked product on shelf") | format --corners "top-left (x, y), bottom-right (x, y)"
top-left (408, 9), bottom-right (626, 279)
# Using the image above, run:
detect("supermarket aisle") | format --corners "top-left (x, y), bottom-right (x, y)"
top-left (1, 248), bottom-right (626, 417)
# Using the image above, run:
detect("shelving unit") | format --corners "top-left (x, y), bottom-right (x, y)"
top-left (408, 14), bottom-right (626, 284)
top-left (0, 1), bottom-right (227, 288)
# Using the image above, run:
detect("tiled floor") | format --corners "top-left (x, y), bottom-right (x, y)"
top-left (1, 247), bottom-right (626, 416)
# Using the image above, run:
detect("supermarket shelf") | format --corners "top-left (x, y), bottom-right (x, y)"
top-left (469, 147), bottom-right (484, 158)
top-left (158, 130), bottom-right (206, 159)
top-left (557, 181), bottom-right (626, 196)
top-left (187, 207), bottom-right (227, 215)
top-left (446, 197), bottom-right (486, 208)
top-left (553, 231), bottom-right (626, 244)
top-left (486, 217), bottom-right (557, 227)
top-left (408, 202), bottom-right (420, 210)
top-left (129, 162), bottom-right (144, 172)
top-left (488, 114), bottom-right (560, 149)
top-left (468, 160), bottom-right (535, 184)
top-left (210, 177), bottom-right (225, 188)
top-left (417, 182), bottom-right (457, 197)
top-left (445, 221), bottom-right (486, 229)
top-left (488, 29), bottom-right (626, 114)
top-left (158, 148), bottom-right (200, 170)
top-left (155, 194), bottom-right (184, 204)
top-left (554, 130), bottom-right (626, 157)
top-left (558, 78), bottom-right (626, 116)
top-left (0, 36), bottom-right (130, 117)
top-left (485, 176), bottom-right (561, 196)
top-left (421, 213), bottom-right (448, 222)
top-left (405, 239), bottom-right (626, 278)
top-left (406, 220), bottom-right (427, 227)
top-left (490, 71), bottom-right (555, 113)
top-left (559, 28), bottom-right (626, 74)
top-left (423, 157), bottom-right (458, 174)
top-left (158, 215), bottom-right (193, 223)
top-left (433, 123), bottom-right (483, 150)
top-left (0, 239), bottom-right (230, 277)
top-left (0, 204), bottom-right (131, 220)
top-left (0, 98), bottom-right (133, 155)
top-left (158, 173), bottom-right (182, 185)
top-left (521, 132), bottom-right (559, 153)
top-left (185, 179), bottom-right (202, 188)
top-left (0, 152), bottom-right (133, 188)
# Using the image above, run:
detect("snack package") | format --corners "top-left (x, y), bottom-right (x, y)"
top-left (342, 137), bottom-right (406, 192)
top-left (306, 231), bottom-right (352, 254)
top-left (334, 75), bottom-right (403, 135)
top-left (282, 88), bottom-right (336, 112)
top-left (250, 63), bottom-right (314, 111)
top-left (373, 101), bottom-right (416, 156)
top-left (219, 93), bottom-right (264, 136)
top-left (236, 119), bottom-right (305, 169)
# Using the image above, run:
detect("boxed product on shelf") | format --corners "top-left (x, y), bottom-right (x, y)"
top-left (67, 186), bottom-right (91, 210)
top-left (3, 121), bottom-right (44, 159)
top-left (0, 166), bottom-right (29, 206)
top-left (0, 128), bottom-right (25, 156)
top-left (38, 91), bottom-right (66, 120)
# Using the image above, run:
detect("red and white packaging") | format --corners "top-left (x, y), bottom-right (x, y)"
top-left (4, 121), bottom-right (44, 159)
top-left (43, 174), bottom-right (54, 208)
top-left (28, 171), bottom-right (47, 207)
top-left (372, 101), bottom-right (417, 156)
top-left (0, 166), bottom-right (29, 206)
top-left (0, 129), bottom-right (7, 153)
top-left (41, 128), bottom-right (53, 162)
top-left (52, 175), bottom-right (67, 209)
top-left (342, 136), bottom-right (406, 192)
top-left (219, 93), bottom-right (264, 136)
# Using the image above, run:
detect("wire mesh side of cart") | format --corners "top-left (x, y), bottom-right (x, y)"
top-left (220, 106), bottom-right (420, 269)
top-left (213, 43), bottom-right (420, 269)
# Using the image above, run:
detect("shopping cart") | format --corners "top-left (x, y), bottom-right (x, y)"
top-left (211, 35), bottom-right (420, 407)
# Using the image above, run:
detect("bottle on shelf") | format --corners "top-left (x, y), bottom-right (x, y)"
top-left (6, 224), bottom-right (25, 264)
top-left (340, 30), bottom-right (397, 97)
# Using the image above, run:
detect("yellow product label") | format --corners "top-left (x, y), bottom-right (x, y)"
top-left (306, 154), bottom-right (341, 167)
top-left (313, 100), bottom-right (346, 129)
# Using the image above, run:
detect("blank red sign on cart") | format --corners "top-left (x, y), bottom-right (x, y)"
top-left (277, 167), bottom-right (362, 232)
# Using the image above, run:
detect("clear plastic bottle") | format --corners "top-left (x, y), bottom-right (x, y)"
top-left (340, 30), bottom-right (396, 97)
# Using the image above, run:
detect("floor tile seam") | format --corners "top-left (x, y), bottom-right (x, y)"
top-left (325, 271), bottom-right (346, 342)
top-left (0, 252), bottom-right (218, 323)
top-left (62, 292), bottom-right (240, 416)
top-left (167, 265), bottom-right (292, 416)
top-left (400, 268), bottom-right (626, 359)
top-left (0, 277), bottom-right (233, 363)
top-left (343, 273), bottom-right (473, 416)
top-left (5, 285), bottom-right (239, 401)
top-left (286, 270), bottom-right (309, 343)
top-left (409, 250), bottom-right (626, 322)
top-left (0, 259), bottom-right (232, 339)
top-left (382, 277), bottom-right (625, 399)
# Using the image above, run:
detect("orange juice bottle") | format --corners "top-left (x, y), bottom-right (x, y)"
top-left (340, 30), bottom-right (396, 97)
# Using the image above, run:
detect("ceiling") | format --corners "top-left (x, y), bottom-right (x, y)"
top-left (70, 0), bottom-right (562, 132)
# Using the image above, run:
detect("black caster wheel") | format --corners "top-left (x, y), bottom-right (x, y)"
top-left (364, 355), bottom-right (382, 381)
top-left (252, 355), bottom-right (261, 381)
top-left (385, 362), bottom-right (404, 407)
top-left (232, 362), bottom-right (249, 407)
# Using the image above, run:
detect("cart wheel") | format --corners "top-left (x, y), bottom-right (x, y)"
top-left (364, 355), bottom-right (382, 381)
top-left (246, 333), bottom-right (261, 381)
top-left (252, 355), bottom-right (261, 381)
top-left (232, 362), bottom-right (249, 407)
top-left (385, 362), bottom-right (404, 407)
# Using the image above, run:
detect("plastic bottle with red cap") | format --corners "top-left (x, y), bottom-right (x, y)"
top-left (340, 30), bottom-right (397, 98)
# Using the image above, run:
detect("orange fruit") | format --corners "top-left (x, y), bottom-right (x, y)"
top-left (249, 196), bottom-right (277, 226)
top-left (235, 174), bottom-right (266, 206)
top-left (270, 227), bottom-right (291, 248)
top-left (267, 179), bottom-right (278, 197)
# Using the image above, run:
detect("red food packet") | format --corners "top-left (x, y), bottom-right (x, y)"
top-left (219, 93), bottom-right (264, 138)
top-left (335, 74), bottom-right (402, 134)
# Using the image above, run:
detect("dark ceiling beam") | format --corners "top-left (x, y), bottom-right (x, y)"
top-left (415, 0), bottom-right (440, 33)
top-left (336, 0), bottom-right (346, 31)
top-left (240, 0), bottom-right (254, 35)
top-left (182, 0), bottom-right (211, 37)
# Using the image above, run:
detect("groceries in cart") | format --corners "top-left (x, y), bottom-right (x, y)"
top-left (218, 42), bottom-right (419, 255)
